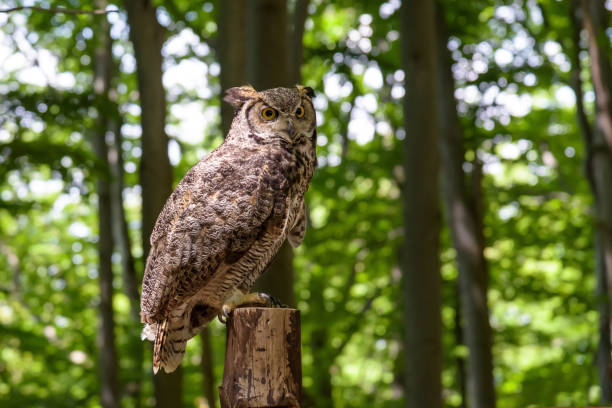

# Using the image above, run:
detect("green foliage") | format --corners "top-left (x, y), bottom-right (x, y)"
top-left (0, 0), bottom-right (607, 406)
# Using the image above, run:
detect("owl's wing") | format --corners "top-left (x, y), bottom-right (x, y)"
top-left (288, 199), bottom-right (306, 248)
top-left (140, 149), bottom-right (287, 322)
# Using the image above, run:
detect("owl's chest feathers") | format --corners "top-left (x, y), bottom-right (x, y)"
top-left (163, 143), bottom-right (314, 331)
top-left (271, 143), bottom-right (315, 196)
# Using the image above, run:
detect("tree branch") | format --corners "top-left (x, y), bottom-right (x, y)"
top-left (0, 6), bottom-right (119, 14)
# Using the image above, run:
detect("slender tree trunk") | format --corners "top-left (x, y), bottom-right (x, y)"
top-left (573, 2), bottom-right (612, 401)
top-left (99, 14), bottom-right (142, 404)
top-left (93, 3), bottom-right (120, 406)
top-left (435, 7), bottom-right (496, 408)
top-left (308, 277), bottom-right (333, 407)
top-left (583, 0), bottom-right (612, 313)
top-left (108, 118), bottom-right (140, 320)
top-left (399, 1), bottom-right (442, 407)
top-left (247, 0), bottom-right (294, 306)
top-left (593, 173), bottom-right (612, 404)
top-left (310, 327), bottom-right (333, 405)
top-left (454, 285), bottom-right (467, 408)
top-left (108, 115), bottom-right (143, 407)
top-left (201, 329), bottom-right (217, 408)
top-left (569, 2), bottom-right (596, 190)
top-left (582, 0), bottom-right (612, 155)
top-left (596, 232), bottom-right (612, 403)
top-left (123, 0), bottom-right (180, 406)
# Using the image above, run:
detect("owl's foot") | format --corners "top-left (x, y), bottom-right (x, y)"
top-left (251, 292), bottom-right (286, 308)
top-left (217, 292), bottom-right (285, 324)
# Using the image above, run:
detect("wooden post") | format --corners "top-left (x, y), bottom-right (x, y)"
top-left (219, 307), bottom-right (301, 408)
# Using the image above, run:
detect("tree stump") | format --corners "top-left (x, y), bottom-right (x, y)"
top-left (219, 307), bottom-right (301, 408)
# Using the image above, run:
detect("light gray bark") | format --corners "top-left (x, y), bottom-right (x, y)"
top-left (399, 1), bottom-right (442, 407)
top-left (123, 0), bottom-right (180, 405)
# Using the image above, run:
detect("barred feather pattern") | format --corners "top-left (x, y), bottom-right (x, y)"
top-left (140, 86), bottom-right (317, 373)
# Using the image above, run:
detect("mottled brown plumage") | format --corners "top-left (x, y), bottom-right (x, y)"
top-left (140, 85), bottom-right (317, 373)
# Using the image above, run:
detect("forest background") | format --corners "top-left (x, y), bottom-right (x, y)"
top-left (1, 0), bottom-right (612, 407)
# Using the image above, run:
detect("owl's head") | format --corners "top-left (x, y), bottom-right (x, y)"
top-left (223, 85), bottom-right (317, 146)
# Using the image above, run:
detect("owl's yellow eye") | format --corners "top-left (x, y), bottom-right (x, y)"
top-left (295, 106), bottom-right (305, 118)
top-left (261, 107), bottom-right (278, 120)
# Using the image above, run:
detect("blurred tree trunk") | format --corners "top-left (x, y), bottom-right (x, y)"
top-left (308, 278), bottom-right (334, 407)
top-left (574, 0), bottom-right (612, 401)
top-left (583, 1), bottom-right (612, 308)
top-left (123, 0), bottom-right (180, 406)
top-left (108, 115), bottom-right (143, 407)
top-left (200, 329), bottom-right (217, 408)
top-left (99, 8), bottom-right (142, 404)
top-left (582, 0), bottom-right (612, 155)
top-left (453, 285), bottom-right (467, 408)
top-left (219, 0), bottom-right (248, 134)
top-left (108, 117), bottom-right (140, 322)
top-left (435, 7), bottom-right (496, 408)
top-left (290, 0), bottom-right (310, 85)
top-left (399, 1), bottom-right (442, 407)
top-left (92, 2), bottom-right (120, 407)
top-left (246, 0), bottom-right (291, 89)
top-left (247, 0), bottom-right (294, 307)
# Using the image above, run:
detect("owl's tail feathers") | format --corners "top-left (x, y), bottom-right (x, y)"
top-left (142, 318), bottom-right (188, 374)
top-left (152, 318), bottom-right (169, 374)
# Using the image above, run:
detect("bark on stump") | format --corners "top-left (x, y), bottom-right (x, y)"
top-left (219, 307), bottom-right (301, 408)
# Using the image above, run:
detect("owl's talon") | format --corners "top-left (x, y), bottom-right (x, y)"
top-left (217, 302), bottom-right (235, 324)
top-left (217, 312), bottom-right (227, 324)
top-left (257, 292), bottom-right (273, 305)
top-left (223, 304), bottom-right (232, 318)
top-left (258, 292), bottom-right (285, 308)
top-left (219, 292), bottom-right (286, 324)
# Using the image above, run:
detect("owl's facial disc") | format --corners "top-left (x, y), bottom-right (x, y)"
top-left (242, 92), bottom-right (316, 146)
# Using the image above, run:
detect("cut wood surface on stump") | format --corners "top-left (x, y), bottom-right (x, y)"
top-left (219, 307), bottom-right (301, 408)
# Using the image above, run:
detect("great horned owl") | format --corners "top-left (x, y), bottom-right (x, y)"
top-left (140, 85), bottom-right (317, 373)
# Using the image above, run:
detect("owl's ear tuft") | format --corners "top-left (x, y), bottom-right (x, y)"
top-left (223, 86), bottom-right (258, 109)
top-left (304, 87), bottom-right (315, 98)
top-left (297, 85), bottom-right (315, 99)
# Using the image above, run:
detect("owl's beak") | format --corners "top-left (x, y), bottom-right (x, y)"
top-left (287, 119), bottom-right (296, 138)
